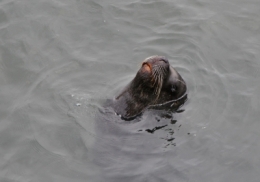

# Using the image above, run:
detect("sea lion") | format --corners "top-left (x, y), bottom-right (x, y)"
top-left (113, 55), bottom-right (187, 120)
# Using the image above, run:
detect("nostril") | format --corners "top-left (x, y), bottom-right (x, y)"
top-left (160, 58), bottom-right (168, 63)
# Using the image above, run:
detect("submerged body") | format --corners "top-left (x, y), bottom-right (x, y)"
top-left (113, 56), bottom-right (187, 120)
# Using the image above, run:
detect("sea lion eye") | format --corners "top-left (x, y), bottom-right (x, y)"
top-left (171, 85), bottom-right (177, 92)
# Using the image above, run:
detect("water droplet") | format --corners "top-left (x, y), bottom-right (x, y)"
top-left (76, 103), bottom-right (81, 106)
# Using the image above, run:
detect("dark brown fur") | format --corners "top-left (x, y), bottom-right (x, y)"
top-left (113, 56), bottom-right (187, 120)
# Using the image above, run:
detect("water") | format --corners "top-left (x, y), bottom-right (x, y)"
top-left (0, 0), bottom-right (260, 181)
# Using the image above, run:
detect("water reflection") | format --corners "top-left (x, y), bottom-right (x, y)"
top-left (1, 0), bottom-right (260, 181)
top-left (96, 92), bottom-right (188, 152)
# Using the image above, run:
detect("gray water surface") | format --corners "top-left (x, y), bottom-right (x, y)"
top-left (1, 0), bottom-right (260, 182)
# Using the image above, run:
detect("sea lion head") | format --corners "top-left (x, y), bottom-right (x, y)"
top-left (113, 55), bottom-right (187, 120)
top-left (132, 56), bottom-right (170, 101)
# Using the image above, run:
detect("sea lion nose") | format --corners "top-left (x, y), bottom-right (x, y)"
top-left (160, 57), bottom-right (169, 64)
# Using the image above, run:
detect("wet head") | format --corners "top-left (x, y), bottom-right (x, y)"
top-left (113, 55), bottom-right (187, 120)
top-left (141, 56), bottom-right (169, 75)
top-left (138, 56), bottom-right (170, 98)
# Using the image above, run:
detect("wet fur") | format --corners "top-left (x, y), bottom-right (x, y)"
top-left (113, 56), bottom-right (187, 120)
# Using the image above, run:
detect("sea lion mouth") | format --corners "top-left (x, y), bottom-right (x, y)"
top-left (151, 64), bottom-right (167, 100)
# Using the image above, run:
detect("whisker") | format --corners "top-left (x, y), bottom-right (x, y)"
top-left (160, 66), bottom-right (166, 76)
top-left (152, 69), bottom-right (158, 93)
top-left (154, 69), bottom-right (159, 89)
top-left (152, 69), bottom-right (158, 87)
top-left (151, 65), bottom-right (166, 101)
top-left (156, 71), bottom-right (163, 98)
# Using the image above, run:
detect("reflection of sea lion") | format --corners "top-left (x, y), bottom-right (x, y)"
top-left (113, 56), bottom-right (187, 120)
